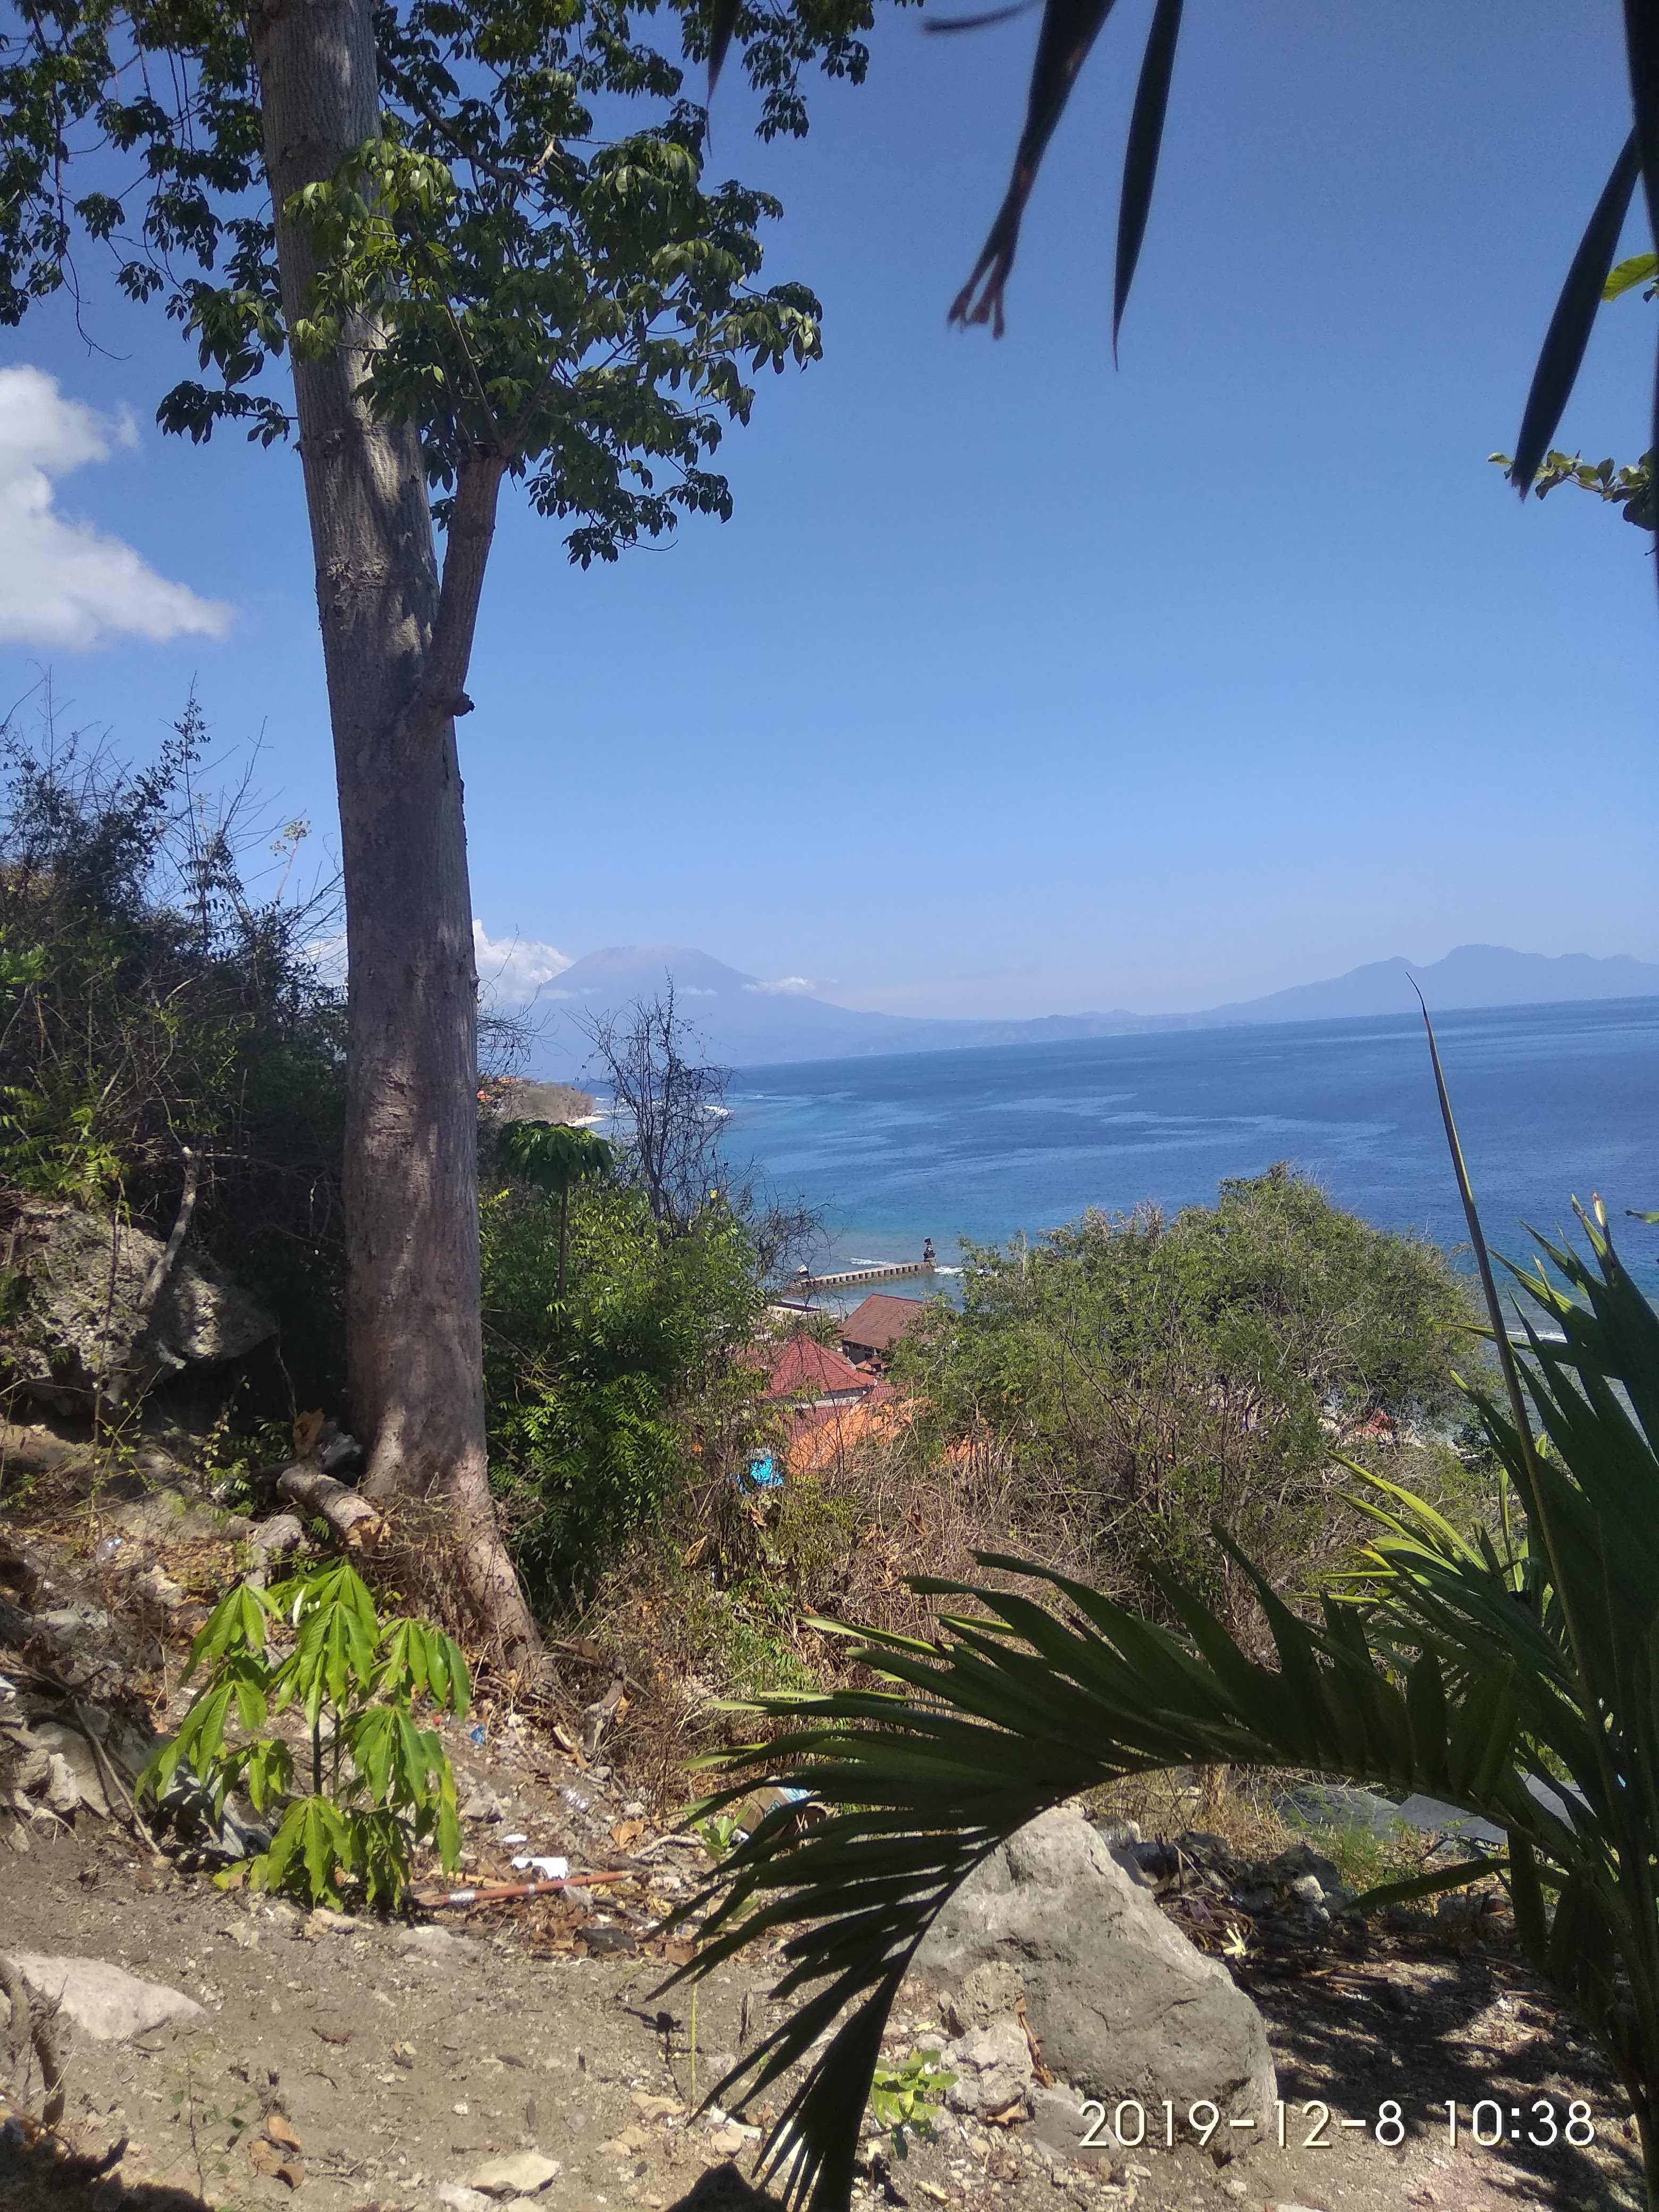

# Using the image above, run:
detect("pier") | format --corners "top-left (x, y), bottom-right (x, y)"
top-left (783, 1258), bottom-right (937, 1292)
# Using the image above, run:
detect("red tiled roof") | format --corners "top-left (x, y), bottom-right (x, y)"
top-left (782, 1385), bottom-right (914, 1476)
top-left (764, 1332), bottom-right (873, 1402)
top-left (839, 1294), bottom-right (927, 1354)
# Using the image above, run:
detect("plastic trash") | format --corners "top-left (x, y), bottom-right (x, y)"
top-left (501, 1832), bottom-right (529, 1845)
top-left (467, 1723), bottom-right (487, 1745)
top-left (94, 1535), bottom-right (123, 1564)
top-left (511, 1855), bottom-right (570, 1880)
top-left (559, 1785), bottom-right (591, 1815)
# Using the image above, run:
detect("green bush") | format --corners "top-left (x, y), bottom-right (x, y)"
top-left (482, 1175), bottom-right (770, 1597)
top-left (893, 1164), bottom-right (1482, 1628)
top-left (140, 1561), bottom-right (468, 1909)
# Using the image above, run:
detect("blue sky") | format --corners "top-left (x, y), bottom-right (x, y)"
top-left (1, 0), bottom-right (1654, 1020)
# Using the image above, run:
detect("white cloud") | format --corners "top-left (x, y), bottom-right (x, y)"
top-left (305, 929), bottom-right (349, 986)
top-left (473, 921), bottom-right (573, 1004)
top-left (745, 975), bottom-right (817, 996)
top-left (0, 366), bottom-right (233, 649)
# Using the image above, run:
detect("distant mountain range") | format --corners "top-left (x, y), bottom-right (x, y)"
top-left (527, 942), bottom-right (1659, 1075)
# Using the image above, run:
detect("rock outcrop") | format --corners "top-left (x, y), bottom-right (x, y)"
top-left (910, 1808), bottom-right (1277, 2150)
top-left (4, 1201), bottom-right (275, 1409)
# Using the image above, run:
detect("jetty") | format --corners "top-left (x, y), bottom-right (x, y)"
top-left (783, 1256), bottom-right (937, 1292)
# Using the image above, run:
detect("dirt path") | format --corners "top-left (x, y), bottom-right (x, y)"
top-left (2, 1795), bottom-right (1645, 2212)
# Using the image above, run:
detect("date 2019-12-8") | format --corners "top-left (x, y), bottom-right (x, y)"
top-left (1077, 2098), bottom-right (1597, 2152)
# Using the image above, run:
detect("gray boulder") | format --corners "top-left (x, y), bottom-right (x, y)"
top-left (910, 1808), bottom-right (1276, 2126)
top-left (5, 1202), bottom-right (274, 1409)
top-left (6, 1953), bottom-right (204, 2040)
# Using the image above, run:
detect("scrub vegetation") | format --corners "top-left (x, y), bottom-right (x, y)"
top-left (890, 1167), bottom-right (1484, 1633)
top-left (0, 713), bottom-right (1490, 1721)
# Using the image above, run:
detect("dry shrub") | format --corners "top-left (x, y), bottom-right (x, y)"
top-left (562, 1423), bottom-right (1104, 1807)
top-left (773, 1426), bottom-right (1093, 1645)
top-left (1087, 1764), bottom-right (1297, 1859)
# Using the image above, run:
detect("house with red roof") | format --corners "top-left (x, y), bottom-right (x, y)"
top-left (752, 1327), bottom-right (915, 1479)
top-left (839, 1293), bottom-right (927, 1368)
top-left (763, 1331), bottom-right (877, 1410)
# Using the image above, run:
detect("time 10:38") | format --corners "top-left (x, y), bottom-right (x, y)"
top-left (1444, 2100), bottom-right (1596, 2148)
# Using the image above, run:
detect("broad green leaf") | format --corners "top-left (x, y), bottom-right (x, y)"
top-left (1604, 252), bottom-right (1658, 299)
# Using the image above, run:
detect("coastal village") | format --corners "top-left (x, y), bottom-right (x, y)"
top-left (757, 1293), bottom-right (927, 1480)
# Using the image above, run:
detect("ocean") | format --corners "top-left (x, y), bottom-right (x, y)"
top-left (725, 998), bottom-right (1659, 1298)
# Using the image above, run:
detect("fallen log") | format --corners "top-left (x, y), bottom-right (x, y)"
top-left (273, 1464), bottom-right (386, 1549)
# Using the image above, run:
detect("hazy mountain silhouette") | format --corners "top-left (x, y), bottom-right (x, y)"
top-left (529, 942), bottom-right (1659, 1074)
top-left (1204, 944), bottom-right (1659, 1025)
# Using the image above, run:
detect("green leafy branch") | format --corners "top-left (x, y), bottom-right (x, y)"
top-left (868, 2050), bottom-right (956, 2156)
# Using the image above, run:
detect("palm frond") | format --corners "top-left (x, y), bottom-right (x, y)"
top-left (1509, 133), bottom-right (1641, 496)
top-left (1623, 0), bottom-right (1659, 526)
top-left (1113, 0), bottom-right (1183, 356)
top-left (950, 0), bottom-right (1126, 336)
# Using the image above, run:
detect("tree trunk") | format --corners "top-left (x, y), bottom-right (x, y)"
top-left (249, 0), bottom-right (537, 1668)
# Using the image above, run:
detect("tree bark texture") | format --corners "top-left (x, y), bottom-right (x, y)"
top-left (249, 0), bottom-right (537, 1666)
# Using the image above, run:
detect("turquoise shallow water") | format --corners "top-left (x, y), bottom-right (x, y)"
top-left (724, 998), bottom-right (1659, 1295)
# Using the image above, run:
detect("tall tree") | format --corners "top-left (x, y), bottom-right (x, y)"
top-left (0, 0), bottom-right (868, 1661)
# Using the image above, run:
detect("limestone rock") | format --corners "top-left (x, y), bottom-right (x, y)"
top-left (7, 1953), bottom-right (204, 2040)
top-left (467, 2152), bottom-right (560, 2196)
top-left (5, 1201), bottom-right (274, 1409)
top-left (910, 1807), bottom-right (1276, 2122)
top-left (941, 2017), bottom-right (1030, 2117)
top-left (485, 1080), bottom-right (596, 1127)
top-left (397, 1925), bottom-right (477, 1961)
top-left (29, 1721), bottom-right (110, 1814)
top-left (0, 1715), bottom-right (51, 1798)
top-left (107, 1487), bottom-right (255, 1546)
top-left (1026, 2085), bottom-right (1117, 2165)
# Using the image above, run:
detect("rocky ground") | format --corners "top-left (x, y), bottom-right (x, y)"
top-left (1, 1427), bottom-right (1649, 2212)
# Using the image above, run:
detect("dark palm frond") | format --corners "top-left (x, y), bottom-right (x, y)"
top-left (672, 1554), bottom-right (1531, 2206)
top-left (1629, 1), bottom-right (1659, 567)
top-left (706, 0), bottom-right (743, 97)
top-left (949, 0), bottom-right (1125, 336)
top-left (1508, 134), bottom-right (1642, 496)
top-left (1113, 0), bottom-right (1183, 355)
top-left (943, 0), bottom-right (1657, 581)
top-left (924, 2), bottom-right (1041, 32)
